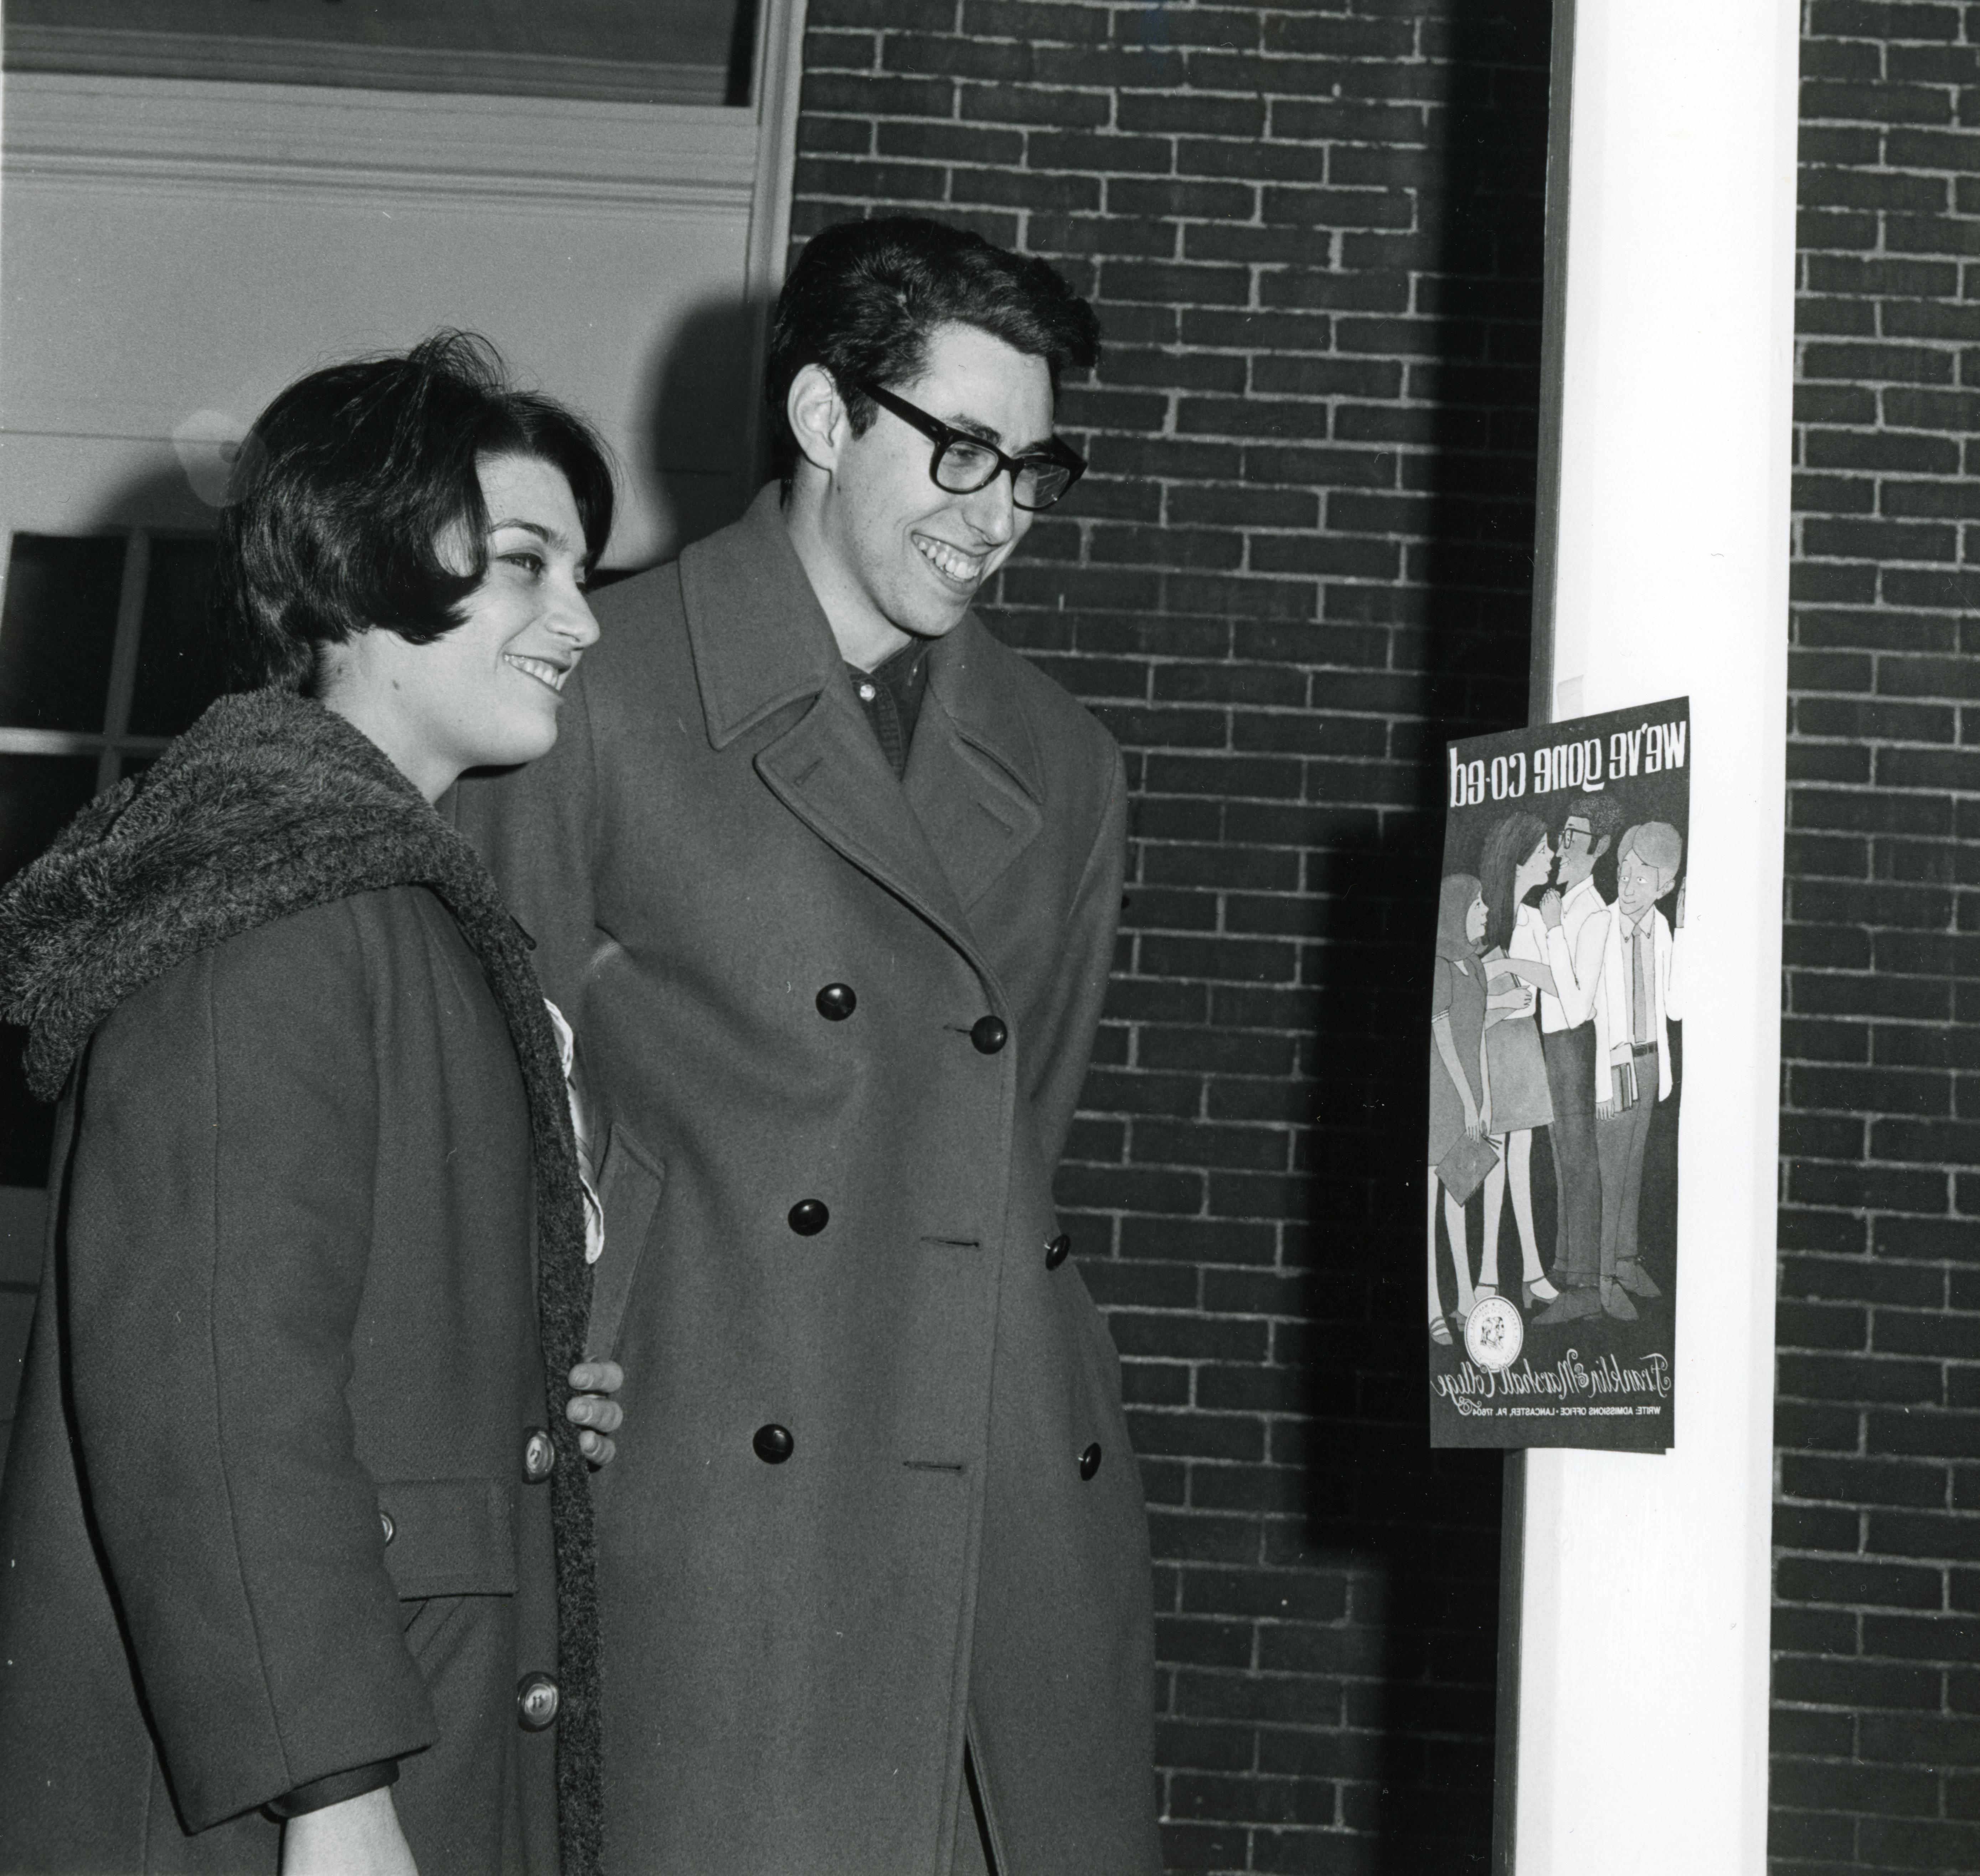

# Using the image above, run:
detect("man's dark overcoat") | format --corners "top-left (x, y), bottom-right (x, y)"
top-left (454, 487), bottom-right (1161, 1875)
top-left (0, 694), bottom-right (600, 1876)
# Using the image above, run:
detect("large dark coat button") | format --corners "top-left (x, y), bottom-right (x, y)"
top-left (1045, 1233), bottom-right (1072, 1270)
top-left (522, 1427), bottom-right (555, 1482)
top-left (970, 1015), bottom-right (1009, 1055)
top-left (753, 1423), bottom-right (795, 1464)
top-left (516, 1672), bottom-right (560, 1731)
top-left (1079, 1443), bottom-right (1103, 1481)
top-left (815, 983), bottom-right (856, 1021)
top-left (378, 1510), bottom-right (396, 1545)
top-left (788, 1199), bottom-right (829, 1236)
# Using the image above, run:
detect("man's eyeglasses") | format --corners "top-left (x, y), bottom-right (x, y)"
top-left (854, 378), bottom-right (1086, 512)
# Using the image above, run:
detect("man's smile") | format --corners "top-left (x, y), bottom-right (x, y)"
top-left (911, 532), bottom-right (989, 587)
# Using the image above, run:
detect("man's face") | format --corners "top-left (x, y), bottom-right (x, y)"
top-left (1556, 817), bottom-right (1596, 888)
top-left (815, 322), bottom-right (1054, 644)
top-left (1615, 848), bottom-right (1666, 922)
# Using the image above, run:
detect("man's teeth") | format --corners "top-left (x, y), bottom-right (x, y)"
top-left (504, 653), bottom-right (569, 692)
top-left (913, 536), bottom-right (984, 583)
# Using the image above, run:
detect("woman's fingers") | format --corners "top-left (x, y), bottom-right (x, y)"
top-left (567, 1391), bottom-right (621, 1468)
top-left (566, 1363), bottom-right (624, 1466)
top-left (566, 1392), bottom-right (623, 1432)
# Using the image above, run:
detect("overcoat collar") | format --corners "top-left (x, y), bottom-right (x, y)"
top-left (678, 484), bottom-right (1046, 917)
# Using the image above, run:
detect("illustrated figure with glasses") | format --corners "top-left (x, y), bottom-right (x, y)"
top-left (454, 219), bottom-right (1160, 1875)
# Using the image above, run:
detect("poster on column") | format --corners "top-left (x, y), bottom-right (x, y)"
top-left (1426, 698), bottom-right (1690, 1452)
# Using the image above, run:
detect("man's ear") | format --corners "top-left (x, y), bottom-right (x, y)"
top-left (786, 363), bottom-right (848, 476)
top-left (1593, 834), bottom-right (1612, 860)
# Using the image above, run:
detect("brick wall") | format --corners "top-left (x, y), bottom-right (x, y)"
top-left (791, 2), bottom-right (1552, 1867)
top-left (1777, 2), bottom-right (1980, 1870)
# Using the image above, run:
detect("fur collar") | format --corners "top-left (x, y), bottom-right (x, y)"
top-left (0, 688), bottom-right (603, 1874)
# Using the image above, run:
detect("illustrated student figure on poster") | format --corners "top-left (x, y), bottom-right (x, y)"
top-left (1475, 812), bottom-right (1563, 1313)
top-left (1533, 792), bottom-right (1623, 1325)
top-left (1596, 823), bottom-right (1686, 1314)
top-left (1427, 874), bottom-right (1492, 1345)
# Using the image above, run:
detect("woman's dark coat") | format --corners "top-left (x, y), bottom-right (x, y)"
top-left (0, 693), bottom-right (599, 1875)
top-left (455, 487), bottom-right (1162, 1875)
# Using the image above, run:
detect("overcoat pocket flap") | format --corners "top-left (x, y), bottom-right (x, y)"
top-left (375, 1476), bottom-right (517, 1599)
top-left (586, 1120), bottom-right (666, 1363)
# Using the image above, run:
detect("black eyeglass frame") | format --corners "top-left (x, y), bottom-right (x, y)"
top-left (853, 377), bottom-right (1087, 512)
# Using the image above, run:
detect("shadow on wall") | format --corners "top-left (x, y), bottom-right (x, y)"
top-left (1294, 4), bottom-right (1552, 1869)
top-left (623, 290), bottom-right (775, 569)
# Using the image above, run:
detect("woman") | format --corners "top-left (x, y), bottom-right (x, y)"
top-left (0, 335), bottom-right (619, 1876)
top-left (1427, 873), bottom-right (1492, 1345)
top-left (1475, 812), bottom-right (1564, 1312)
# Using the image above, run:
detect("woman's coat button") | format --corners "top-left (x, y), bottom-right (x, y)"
top-left (1045, 1233), bottom-right (1072, 1270)
top-left (1078, 1443), bottom-right (1103, 1482)
top-left (516, 1672), bottom-right (560, 1731)
top-left (378, 1510), bottom-right (396, 1545)
top-left (815, 983), bottom-right (857, 1020)
top-left (970, 1014), bottom-right (1009, 1054)
top-left (522, 1428), bottom-right (555, 1481)
top-left (788, 1199), bottom-right (830, 1236)
top-left (753, 1423), bottom-right (795, 1465)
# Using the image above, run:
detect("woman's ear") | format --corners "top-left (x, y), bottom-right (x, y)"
top-left (787, 363), bottom-right (848, 476)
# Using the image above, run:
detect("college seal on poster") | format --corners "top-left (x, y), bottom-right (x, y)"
top-left (1464, 1295), bottom-right (1524, 1372)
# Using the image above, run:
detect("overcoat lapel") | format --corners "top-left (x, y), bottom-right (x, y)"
top-left (753, 685), bottom-right (981, 960)
top-left (679, 484), bottom-right (1021, 977)
top-left (908, 628), bottom-right (1046, 911)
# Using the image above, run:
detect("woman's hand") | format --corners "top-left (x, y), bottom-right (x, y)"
top-left (282, 1789), bottom-right (417, 1876)
top-left (566, 1361), bottom-right (624, 1467)
top-left (1462, 1096), bottom-right (1483, 1141)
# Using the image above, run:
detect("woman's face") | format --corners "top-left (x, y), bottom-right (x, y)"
top-left (326, 453), bottom-right (599, 799)
top-left (1466, 894), bottom-right (1487, 944)
top-left (1515, 833), bottom-right (1554, 899)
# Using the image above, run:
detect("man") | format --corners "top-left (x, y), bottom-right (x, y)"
top-left (1595, 823), bottom-right (1686, 1309)
top-left (1532, 793), bottom-right (1621, 1325)
top-left (455, 218), bottom-right (1160, 1875)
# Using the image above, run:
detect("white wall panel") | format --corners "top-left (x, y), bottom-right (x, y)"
top-left (1509, 0), bottom-right (1799, 1868)
top-left (1, 73), bottom-right (780, 566)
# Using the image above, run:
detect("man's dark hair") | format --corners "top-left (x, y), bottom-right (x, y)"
top-left (764, 216), bottom-right (1102, 479)
top-left (218, 331), bottom-right (615, 692)
top-left (1560, 791), bottom-right (1626, 901)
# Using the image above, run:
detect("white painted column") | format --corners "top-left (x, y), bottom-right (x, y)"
top-left (1507, 0), bottom-right (1799, 1870)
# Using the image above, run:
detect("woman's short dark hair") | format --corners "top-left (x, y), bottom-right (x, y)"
top-left (764, 216), bottom-right (1102, 479)
top-left (218, 331), bottom-right (614, 691)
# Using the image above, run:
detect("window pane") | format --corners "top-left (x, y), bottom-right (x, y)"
top-left (0, 756), bottom-right (101, 1187)
top-left (8, 0), bottom-right (761, 106)
top-left (0, 756), bottom-right (99, 888)
top-left (130, 538), bottom-right (229, 740)
top-left (0, 1023), bottom-right (55, 1188)
top-left (0, 536), bottom-right (126, 733)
